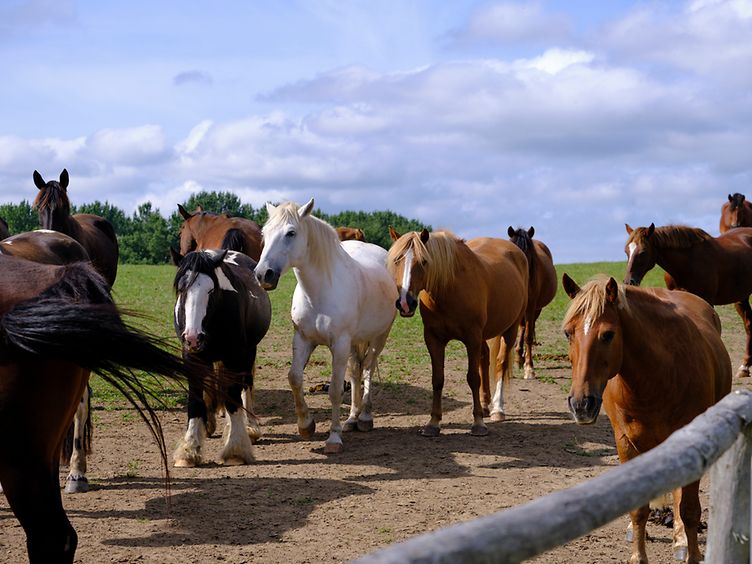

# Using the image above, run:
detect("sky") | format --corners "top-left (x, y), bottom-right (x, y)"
top-left (1, 0), bottom-right (750, 263)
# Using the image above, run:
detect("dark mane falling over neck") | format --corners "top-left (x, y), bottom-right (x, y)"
top-left (174, 251), bottom-right (221, 293)
top-left (629, 224), bottom-right (713, 250)
top-left (509, 228), bottom-right (536, 285)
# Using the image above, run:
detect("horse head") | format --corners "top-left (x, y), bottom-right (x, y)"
top-left (623, 223), bottom-right (656, 286)
top-left (561, 274), bottom-right (624, 425)
top-left (33, 169), bottom-right (71, 231)
top-left (386, 228), bottom-right (431, 318)
top-left (726, 193), bottom-right (749, 229)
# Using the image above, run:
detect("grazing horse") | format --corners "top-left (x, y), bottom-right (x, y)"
top-left (624, 223), bottom-right (752, 378)
top-left (387, 227), bottom-right (528, 435)
top-left (562, 275), bottom-right (731, 564)
top-left (720, 193), bottom-right (752, 233)
top-left (507, 226), bottom-right (557, 379)
top-left (254, 199), bottom-right (397, 453)
top-left (177, 204), bottom-right (263, 260)
top-left (0, 253), bottom-right (185, 563)
top-left (336, 226), bottom-right (365, 242)
top-left (172, 249), bottom-right (271, 466)
top-left (0, 216), bottom-right (9, 240)
top-left (33, 169), bottom-right (119, 286)
top-left (0, 230), bottom-right (95, 493)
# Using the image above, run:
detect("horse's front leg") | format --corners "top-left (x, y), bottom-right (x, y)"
top-left (289, 330), bottom-right (316, 439)
top-left (64, 382), bottom-right (91, 493)
top-left (355, 330), bottom-right (390, 433)
top-left (219, 364), bottom-right (254, 465)
top-left (174, 358), bottom-right (208, 467)
top-left (464, 334), bottom-right (487, 436)
top-left (733, 299), bottom-right (752, 377)
top-left (422, 330), bottom-right (447, 437)
top-left (674, 482), bottom-right (702, 563)
top-left (324, 337), bottom-right (351, 454)
top-left (628, 504), bottom-right (650, 564)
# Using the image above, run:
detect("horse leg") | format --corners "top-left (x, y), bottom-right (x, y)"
top-left (484, 337), bottom-right (500, 418)
top-left (422, 331), bottom-right (447, 437)
top-left (219, 366), bottom-right (254, 465)
top-left (465, 335), bottom-right (487, 436)
top-left (523, 313), bottom-right (538, 380)
top-left (733, 299), bottom-right (752, 377)
top-left (324, 337), bottom-right (351, 454)
top-left (289, 330), bottom-right (316, 439)
top-left (628, 504), bottom-right (650, 564)
top-left (343, 352), bottom-right (363, 432)
top-left (490, 326), bottom-right (517, 422)
top-left (64, 382), bottom-right (91, 493)
top-left (174, 361), bottom-right (208, 467)
top-left (516, 321), bottom-right (525, 369)
top-left (479, 339), bottom-right (491, 418)
top-left (356, 330), bottom-right (390, 433)
top-left (242, 354), bottom-right (262, 443)
top-left (674, 482), bottom-right (702, 563)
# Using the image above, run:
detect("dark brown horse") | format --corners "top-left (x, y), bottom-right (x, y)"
top-left (562, 275), bottom-right (730, 564)
top-left (387, 227), bottom-right (527, 435)
top-left (336, 226), bottom-right (365, 242)
top-left (0, 253), bottom-right (185, 563)
top-left (507, 226), bottom-right (557, 379)
top-left (177, 204), bottom-right (263, 260)
top-left (0, 216), bottom-right (9, 240)
top-left (624, 223), bottom-right (752, 377)
top-left (720, 193), bottom-right (752, 233)
top-left (33, 169), bottom-right (119, 286)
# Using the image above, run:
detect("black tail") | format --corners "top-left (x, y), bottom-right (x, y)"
top-left (221, 228), bottom-right (246, 254)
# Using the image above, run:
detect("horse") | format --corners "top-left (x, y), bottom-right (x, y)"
top-left (33, 169), bottom-right (119, 286)
top-left (561, 274), bottom-right (731, 564)
top-left (336, 226), bottom-right (365, 242)
top-left (177, 204), bottom-right (263, 260)
top-left (720, 193), bottom-right (752, 233)
top-left (387, 227), bottom-right (528, 435)
top-left (0, 230), bottom-right (95, 493)
top-left (254, 199), bottom-right (396, 454)
top-left (0, 216), bottom-right (9, 240)
top-left (624, 223), bottom-right (752, 378)
top-left (507, 226), bottom-right (557, 379)
top-left (172, 248), bottom-right (271, 466)
top-left (0, 253), bottom-right (186, 563)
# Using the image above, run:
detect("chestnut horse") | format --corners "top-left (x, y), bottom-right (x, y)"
top-left (0, 216), bottom-right (9, 240)
top-left (507, 226), bottom-right (557, 379)
top-left (720, 193), bottom-right (752, 233)
top-left (387, 228), bottom-right (527, 435)
top-left (624, 223), bottom-right (752, 378)
top-left (33, 169), bottom-right (119, 286)
top-left (336, 226), bottom-right (365, 242)
top-left (178, 204), bottom-right (263, 260)
top-left (562, 275), bottom-right (730, 564)
top-left (0, 253), bottom-right (185, 563)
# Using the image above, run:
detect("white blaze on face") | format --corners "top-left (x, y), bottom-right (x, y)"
top-left (628, 242), bottom-right (637, 260)
top-left (583, 317), bottom-right (592, 336)
top-left (399, 247), bottom-right (414, 314)
top-left (182, 272), bottom-right (214, 342)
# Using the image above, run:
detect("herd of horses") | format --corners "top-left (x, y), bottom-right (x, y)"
top-left (1, 171), bottom-right (751, 564)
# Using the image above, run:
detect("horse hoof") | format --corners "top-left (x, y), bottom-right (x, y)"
top-left (246, 426), bottom-right (262, 443)
top-left (324, 441), bottom-right (344, 454)
top-left (174, 459), bottom-right (197, 468)
top-left (299, 419), bottom-right (316, 440)
top-left (490, 412), bottom-right (506, 422)
top-left (673, 546), bottom-right (687, 562)
top-left (356, 419), bottom-right (374, 432)
top-left (343, 419), bottom-right (357, 432)
top-left (481, 407), bottom-right (490, 417)
top-left (420, 425), bottom-right (440, 437)
top-left (736, 367), bottom-right (750, 378)
top-left (64, 477), bottom-right (89, 494)
top-left (222, 456), bottom-right (249, 466)
top-left (470, 424), bottom-right (488, 436)
top-left (524, 369), bottom-right (535, 380)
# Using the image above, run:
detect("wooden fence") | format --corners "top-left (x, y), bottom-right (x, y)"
top-left (354, 389), bottom-right (752, 564)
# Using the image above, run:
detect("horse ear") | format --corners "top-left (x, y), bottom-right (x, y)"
top-left (562, 273), bottom-right (581, 299)
top-left (625, 224), bottom-right (633, 235)
top-left (177, 204), bottom-right (192, 220)
top-left (420, 228), bottom-right (430, 244)
top-left (195, 205), bottom-right (204, 213)
top-left (528, 226), bottom-right (535, 238)
top-left (33, 170), bottom-right (46, 189)
top-left (59, 169), bottom-right (69, 190)
top-left (729, 194), bottom-right (734, 202)
top-left (507, 226), bottom-right (515, 238)
top-left (605, 277), bottom-right (619, 304)
top-left (169, 247), bottom-right (184, 266)
top-left (298, 198), bottom-right (315, 218)
top-left (211, 249), bottom-right (228, 267)
top-left (647, 223), bottom-right (655, 237)
top-left (388, 226), bottom-right (401, 241)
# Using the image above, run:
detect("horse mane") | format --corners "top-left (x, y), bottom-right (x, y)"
top-left (386, 230), bottom-right (459, 295)
top-left (33, 181), bottom-right (70, 217)
top-left (628, 225), bottom-right (713, 250)
top-left (221, 228), bottom-right (247, 253)
top-left (173, 251), bottom-right (220, 293)
top-left (562, 276), bottom-right (631, 330)
top-left (509, 228), bottom-right (536, 285)
top-left (264, 202), bottom-right (342, 275)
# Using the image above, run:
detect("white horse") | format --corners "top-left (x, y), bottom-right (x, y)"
top-left (254, 199), bottom-right (397, 453)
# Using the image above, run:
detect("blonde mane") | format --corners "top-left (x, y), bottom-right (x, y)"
top-left (628, 225), bottom-right (712, 250)
top-left (264, 201), bottom-right (343, 274)
top-left (562, 276), bottom-right (631, 330)
top-left (387, 230), bottom-right (459, 295)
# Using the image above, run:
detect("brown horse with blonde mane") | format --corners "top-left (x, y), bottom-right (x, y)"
top-left (33, 169), bottom-right (119, 286)
top-left (177, 204), bottom-right (263, 260)
top-left (336, 226), bottom-right (365, 242)
top-left (507, 226), bottom-right (556, 379)
top-left (624, 223), bottom-right (752, 378)
top-left (387, 227), bottom-right (527, 435)
top-left (562, 274), bottom-right (730, 564)
top-left (720, 193), bottom-right (752, 233)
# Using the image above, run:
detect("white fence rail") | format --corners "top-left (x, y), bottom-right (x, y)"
top-left (354, 389), bottom-right (752, 564)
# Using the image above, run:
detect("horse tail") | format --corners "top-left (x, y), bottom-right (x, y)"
top-left (0, 263), bottom-right (185, 481)
top-left (221, 228), bottom-right (247, 254)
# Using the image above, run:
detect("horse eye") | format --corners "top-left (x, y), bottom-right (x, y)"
top-left (563, 329), bottom-right (572, 340)
top-left (286, 230), bottom-right (296, 238)
top-left (600, 331), bottom-right (615, 343)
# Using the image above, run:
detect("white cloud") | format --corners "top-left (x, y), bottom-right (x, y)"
top-left (86, 125), bottom-right (171, 166)
top-left (455, 2), bottom-right (571, 45)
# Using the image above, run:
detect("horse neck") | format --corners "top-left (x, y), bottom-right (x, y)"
top-left (654, 240), bottom-right (711, 288)
top-left (291, 231), bottom-right (352, 300)
top-left (423, 240), bottom-right (468, 302)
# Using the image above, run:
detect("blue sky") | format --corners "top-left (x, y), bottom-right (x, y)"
top-left (1, 0), bottom-right (750, 262)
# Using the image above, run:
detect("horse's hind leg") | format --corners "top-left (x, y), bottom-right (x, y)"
top-left (64, 384), bottom-right (91, 493)
top-left (289, 331), bottom-right (316, 439)
top-left (628, 504), bottom-right (650, 564)
top-left (516, 321), bottom-right (525, 369)
top-left (523, 312), bottom-right (541, 380)
top-left (356, 330), bottom-right (390, 433)
top-left (674, 482), bottom-right (702, 563)
top-left (324, 337), bottom-right (351, 453)
top-left (490, 326), bottom-right (517, 422)
top-left (733, 299), bottom-right (752, 378)
top-left (343, 353), bottom-right (363, 432)
top-left (242, 361), bottom-right (262, 443)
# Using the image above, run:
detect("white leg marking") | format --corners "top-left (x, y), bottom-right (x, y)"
top-left (65, 387), bottom-right (90, 493)
top-left (174, 417), bottom-right (206, 467)
top-left (220, 409), bottom-right (254, 465)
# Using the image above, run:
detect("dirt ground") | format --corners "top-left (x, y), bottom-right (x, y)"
top-left (1, 306), bottom-right (747, 563)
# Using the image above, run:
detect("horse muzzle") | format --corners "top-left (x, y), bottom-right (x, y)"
top-left (567, 395), bottom-right (602, 425)
top-left (395, 294), bottom-right (417, 318)
top-left (624, 275), bottom-right (642, 286)
top-left (182, 331), bottom-right (206, 353)
top-left (255, 267), bottom-right (280, 291)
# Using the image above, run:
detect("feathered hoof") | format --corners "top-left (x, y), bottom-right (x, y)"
top-left (222, 455), bottom-right (251, 466)
top-left (523, 367), bottom-right (535, 380)
top-left (324, 441), bottom-right (344, 454)
top-left (64, 476), bottom-right (89, 494)
top-left (343, 418), bottom-right (358, 432)
top-left (174, 458), bottom-right (198, 468)
top-left (356, 418), bottom-right (373, 432)
top-left (299, 419), bottom-right (316, 440)
top-left (481, 406), bottom-right (490, 417)
top-left (672, 546), bottom-right (688, 562)
top-left (490, 411), bottom-right (506, 422)
top-left (470, 424), bottom-right (488, 436)
top-left (246, 425), bottom-right (262, 444)
top-left (420, 425), bottom-right (440, 437)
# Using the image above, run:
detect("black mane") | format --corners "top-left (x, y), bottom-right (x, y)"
top-left (730, 193), bottom-right (746, 210)
top-left (174, 251), bottom-right (222, 293)
top-left (509, 227), bottom-right (537, 283)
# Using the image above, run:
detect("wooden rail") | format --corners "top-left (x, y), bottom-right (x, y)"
top-left (354, 389), bottom-right (752, 564)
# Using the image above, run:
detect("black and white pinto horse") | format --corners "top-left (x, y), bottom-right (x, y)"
top-left (172, 249), bottom-right (271, 466)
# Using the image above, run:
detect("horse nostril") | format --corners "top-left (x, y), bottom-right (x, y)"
top-left (263, 269), bottom-right (275, 283)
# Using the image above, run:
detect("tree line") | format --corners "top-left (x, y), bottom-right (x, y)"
top-left (0, 191), bottom-right (430, 264)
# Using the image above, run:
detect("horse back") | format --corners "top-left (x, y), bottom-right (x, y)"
top-left (0, 231), bottom-right (90, 265)
top-left (0, 255), bottom-right (68, 316)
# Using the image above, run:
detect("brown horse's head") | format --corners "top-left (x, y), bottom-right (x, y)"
top-left (623, 223), bottom-right (656, 286)
top-left (386, 227), bottom-right (429, 317)
top-left (33, 169), bottom-right (71, 231)
top-left (177, 204), bottom-right (202, 255)
top-left (724, 193), bottom-right (750, 229)
top-left (561, 274), bottom-right (624, 425)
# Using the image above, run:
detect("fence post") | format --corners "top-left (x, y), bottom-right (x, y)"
top-left (706, 424), bottom-right (752, 563)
